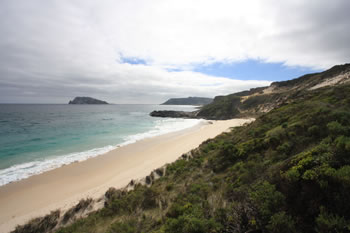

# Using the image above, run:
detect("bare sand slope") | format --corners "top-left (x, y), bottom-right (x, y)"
top-left (0, 118), bottom-right (253, 232)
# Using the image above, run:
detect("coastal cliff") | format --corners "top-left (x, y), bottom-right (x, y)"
top-left (68, 97), bottom-right (108, 105)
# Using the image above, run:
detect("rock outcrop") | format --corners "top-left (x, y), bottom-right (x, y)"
top-left (150, 110), bottom-right (198, 118)
top-left (69, 97), bottom-right (108, 104)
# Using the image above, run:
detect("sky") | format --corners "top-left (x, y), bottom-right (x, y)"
top-left (0, 0), bottom-right (349, 104)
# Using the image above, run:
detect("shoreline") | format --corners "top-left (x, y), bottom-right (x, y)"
top-left (0, 118), bottom-right (202, 187)
top-left (0, 118), bottom-right (253, 232)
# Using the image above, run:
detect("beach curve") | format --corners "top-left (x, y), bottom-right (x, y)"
top-left (0, 118), bottom-right (253, 232)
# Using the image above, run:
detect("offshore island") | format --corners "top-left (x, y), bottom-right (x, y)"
top-left (68, 97), bottom-right (108, 104)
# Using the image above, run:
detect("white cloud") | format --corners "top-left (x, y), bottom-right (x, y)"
top-left (0, 0), bottom-right (348, 103)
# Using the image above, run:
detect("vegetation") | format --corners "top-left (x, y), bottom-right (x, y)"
top-left (44, 83), bottom-right (350, 233)
top-left (272, 63), bottom-right (350, 88)
top-left (197, 94), bottom-right (242, 119)
top-left (62, 198), bottom-right (93, 224)
top-left (12, 210), bottom-right (60, 233)
top-left (197, 92), bottom-right (285, 119)
top-left (197, 63), bottom-right (350, 120)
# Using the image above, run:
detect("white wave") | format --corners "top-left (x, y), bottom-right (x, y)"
top-left (0, 118), bottom-right (202, 186)
top-left (120, 118), bottom-right (202, 146)
top-left (0, 145), bottom-right (117, 186)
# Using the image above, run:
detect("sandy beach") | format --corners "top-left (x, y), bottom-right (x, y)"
top-left (0, 118), bottom-right (253, 232)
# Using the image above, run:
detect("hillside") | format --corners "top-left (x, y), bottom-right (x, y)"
top-left (197, 63), bottom-right (350, 119)
top-left (161, 97), bottom-right (213, 105)
top-left (13, 65), bottom-right (350, 233)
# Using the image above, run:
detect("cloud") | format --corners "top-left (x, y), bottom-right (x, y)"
top-left (0, 0), bottom-right (348, 103)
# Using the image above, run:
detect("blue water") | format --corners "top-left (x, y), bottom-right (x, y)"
top-left (0, 104), bottom-right (200, 185)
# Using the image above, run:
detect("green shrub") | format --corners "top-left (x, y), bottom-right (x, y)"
top-left (302, 169), bottom-right (318, 181)
top-left (328, 121), bottom-right (346, 137)
top-left (109, 219), bottom-right (137, 233)
top-left (13, 210), bottom-right (60, 233)
top-left (166, 159), bottom-right (189, 177)
top-left (63, 198), bottom-right (93, 223)
top-left (308, 125), bottom-right (321, 137)
top-left (315, 207), bottom-right (350, 233)
top-left (277, 142), bottom-right (292, 155)
top-left (335, 136), bottom-right (350, 152)
top-left (334, 165), bottom-right (350, 185)
top-left (266, 211), bottom-right (296, 233)
top-left (166, 202), bottom-right (193, 218)
top-left (166, 183), bottom-right (174, 191)
top-left (164, 215), bottom-right (219, 233)
top-left (250, 181), bottom-right (285, 222)
top-left (283, 168), bottom-right (300, 182)
top-left (220, 142), bottom-right (239, 159)
top-left (141, 188), bottom-right (159, 209)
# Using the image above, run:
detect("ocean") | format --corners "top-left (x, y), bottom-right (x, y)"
top-left (0, 104), bottom-right (201, 186)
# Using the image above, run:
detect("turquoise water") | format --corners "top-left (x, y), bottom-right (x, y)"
top-left (0, 104), bottom-right (200, 185)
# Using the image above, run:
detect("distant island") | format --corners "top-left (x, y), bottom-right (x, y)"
top-left (68, 97), bottom-right (108, 104)
top-left (161, 97), bottom-right (213, 105)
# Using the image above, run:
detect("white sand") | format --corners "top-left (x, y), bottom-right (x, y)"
top-left (0, 118), bottom-right (253, 232)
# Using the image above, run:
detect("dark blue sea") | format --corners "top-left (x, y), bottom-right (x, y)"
top-left (0, 104), bottom-right (200, 186)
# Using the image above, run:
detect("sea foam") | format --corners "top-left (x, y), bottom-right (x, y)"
top-left (0, 118), bottom-right (202, 186)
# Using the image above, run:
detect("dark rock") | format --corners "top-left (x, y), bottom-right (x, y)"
top-left (145, 175), bottom-right (152, 184)
top-left (69, 97), bottom-right (108, 104)
top-left (155, 168), bottom-right (164, 177)
top-left (150, 110), bottom-right (199, 118)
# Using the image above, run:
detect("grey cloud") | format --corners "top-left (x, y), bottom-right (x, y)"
top-left (262, 0), bottom-right (350, 67)
top-left (0, 0), bottom-right (348, 103)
